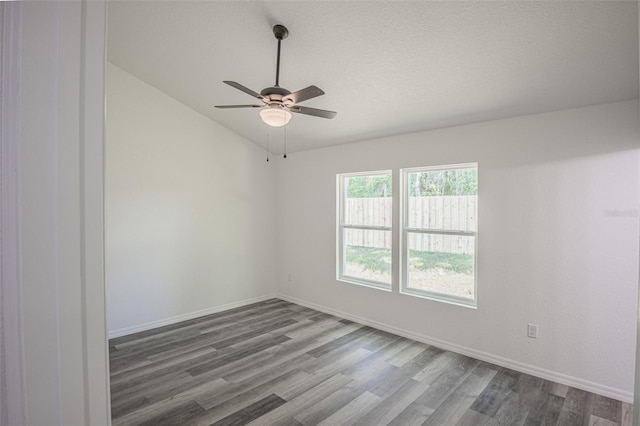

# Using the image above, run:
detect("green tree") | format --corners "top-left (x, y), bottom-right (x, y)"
top-left (346, 175), bottom-right (392, 198)
top-left (409, 168), bottom-right (477, 196)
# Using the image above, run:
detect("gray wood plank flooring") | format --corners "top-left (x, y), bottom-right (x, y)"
top-left (110, 299), bottom-right (633, 425)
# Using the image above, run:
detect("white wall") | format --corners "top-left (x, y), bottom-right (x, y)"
top-left (106, 64), bottom-right (277, 335)
top-left (276, 100), bottom-right (639, 401)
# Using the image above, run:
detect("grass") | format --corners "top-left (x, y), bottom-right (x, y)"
top-left (410, 250), bottom-right (474, 273)
top-left (346, 246), bottom-right (473, 274)
top-left (345, 247), bottom-right (392, 275)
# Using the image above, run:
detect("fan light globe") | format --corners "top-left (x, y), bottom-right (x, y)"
top-left (260, 106), bottom-right (292, 127)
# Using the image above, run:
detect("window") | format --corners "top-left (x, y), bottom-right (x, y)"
top-left (401, 164), bottom-right (478, 306)
top-left (337, 170), bottom-right (392, 290)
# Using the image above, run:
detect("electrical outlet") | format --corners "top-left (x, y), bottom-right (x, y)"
top-left (527, 323), bottom-right (539, 339)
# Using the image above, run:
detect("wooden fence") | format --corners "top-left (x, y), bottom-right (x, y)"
top-left (344, 196), bottom-right (476, 254)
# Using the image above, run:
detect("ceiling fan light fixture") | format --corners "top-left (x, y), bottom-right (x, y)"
top-left (215, 25), bottom-right (337, 128)
top-left (260, 105), bottom-right (292, 127)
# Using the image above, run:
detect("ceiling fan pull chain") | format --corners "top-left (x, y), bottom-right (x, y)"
top-left (283, 127), bottom-right (287, 159)
top-left (266, 129), bottom-right (270, 162)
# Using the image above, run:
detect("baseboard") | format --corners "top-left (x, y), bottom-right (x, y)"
top-left (108, 293), bottom-right (278, 339)
top-left (276, 293), bottom-right (633, 404)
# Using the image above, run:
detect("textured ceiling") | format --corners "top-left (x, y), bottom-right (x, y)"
top-left (108, 1), bottom-right (638, 154)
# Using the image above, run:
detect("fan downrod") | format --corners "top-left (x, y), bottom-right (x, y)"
top-left (273, 24), bottom-right (289, 40)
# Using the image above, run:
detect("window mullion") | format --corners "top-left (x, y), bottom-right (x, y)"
top-left (405, 228), bottom-right (476, 237)
top-left (342, 224), bottom-right (391, 231)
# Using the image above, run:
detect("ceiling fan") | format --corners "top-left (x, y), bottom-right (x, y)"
top-left (215, 24), bottom-right (337, 127)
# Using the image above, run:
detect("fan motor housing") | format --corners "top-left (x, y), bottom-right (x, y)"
top-left (261, 86), bottom-right (291, 97)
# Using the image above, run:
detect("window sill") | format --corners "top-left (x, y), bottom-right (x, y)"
top-left (338, 276), bottom-right (392, 292)
top-left (400, 288), bottom-right (477, 309)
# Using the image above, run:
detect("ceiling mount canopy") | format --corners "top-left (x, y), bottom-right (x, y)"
top-left (215, 24), bottom-right (337, 128)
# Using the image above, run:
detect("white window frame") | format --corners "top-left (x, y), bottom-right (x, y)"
top-left (400, 163), bottom-right (478, 308)
top-left (336, 170), bottom-right (392, 291)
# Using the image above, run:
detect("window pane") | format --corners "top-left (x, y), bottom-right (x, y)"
top-left (344, 228), bottom-right (392, 284)
top-left (407, 168), bottom-right (477, 231)
top-left (343, 174), bottom-right (392, 227)
top-left (406, 233), bottom-right (475, 299)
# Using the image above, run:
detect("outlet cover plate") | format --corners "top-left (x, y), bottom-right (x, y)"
top-left (527, 323), bottom-right (539, 339)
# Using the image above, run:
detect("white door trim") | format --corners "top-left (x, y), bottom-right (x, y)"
top-left (2, 2), bottom-right (110, 424)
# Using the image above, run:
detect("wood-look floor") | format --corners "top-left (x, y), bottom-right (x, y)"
top-left (109, 299), bottom-right (633, 426)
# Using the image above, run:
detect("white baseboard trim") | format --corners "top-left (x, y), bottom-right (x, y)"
top-left (276, 294), bottom-right (633, 404)
top-left (108, 293), bottom-right (279, 339)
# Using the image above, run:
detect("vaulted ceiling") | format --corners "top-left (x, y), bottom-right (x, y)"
top-left (108, 1), bottom-right (638, 153)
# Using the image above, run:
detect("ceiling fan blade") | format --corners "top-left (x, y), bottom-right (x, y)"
top-left (223, 81), bottom-right (264, 100)
top-left (215, 104), bottom-right (263, 109)
top-left (289, 105), bottom-right (337, 119)
top-left (283, 85), bottom-right (325, 104)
